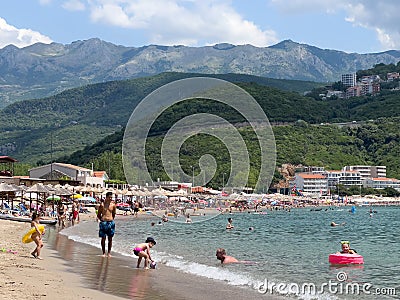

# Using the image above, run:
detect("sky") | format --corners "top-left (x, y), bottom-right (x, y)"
top-left (0, 0), bottom-right (399, 54)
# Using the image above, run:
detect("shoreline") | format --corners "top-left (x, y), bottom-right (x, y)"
top-left (1, 211), bottom-right (282, 300)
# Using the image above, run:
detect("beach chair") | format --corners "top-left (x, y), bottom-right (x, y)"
top-left (19, 203), bottom-right (30, 216)
top-left (2, 202), bottom-right (20, 214)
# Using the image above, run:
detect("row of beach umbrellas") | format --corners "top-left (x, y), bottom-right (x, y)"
top-left (0, 182), bottom-right (189, 200)
top-left (0, 182), bottom-right (233, 209)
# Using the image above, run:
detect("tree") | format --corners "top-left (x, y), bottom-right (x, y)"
top-left (383, 187), bottom-right (400, 197)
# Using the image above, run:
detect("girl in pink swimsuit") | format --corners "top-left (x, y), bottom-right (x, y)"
top-left (133, 237), bottom-right (156, 269)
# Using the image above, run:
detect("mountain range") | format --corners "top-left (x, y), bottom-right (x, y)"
top-left (1, 38), bottom-right (400, 108)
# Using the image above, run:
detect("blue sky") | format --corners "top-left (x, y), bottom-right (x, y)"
top-left (0, 0), bottom-right (399, 53)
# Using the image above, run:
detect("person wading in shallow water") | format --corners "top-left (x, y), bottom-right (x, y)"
top-left (97, 192), bottom-right (116, 257)
top-left (226, 217), bottom-right (234, 229)
top-left (216, 248), bottom-right (239, 264)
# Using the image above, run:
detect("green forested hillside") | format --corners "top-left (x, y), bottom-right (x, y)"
top-left (2, 72), bottom-right (400, 186)
top-left (0, 72), bottom-right (323, 164)
top-left (55, 117), bottom-right (400, 190)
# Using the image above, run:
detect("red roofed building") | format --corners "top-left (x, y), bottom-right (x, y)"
top-left (93, 171), bottom-right (109, 181)
top-left (364, 177), bottom-right (400, 191)
top-left (294, 173), bottom-right (328, 194)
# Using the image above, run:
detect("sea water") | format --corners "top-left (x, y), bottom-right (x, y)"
top-left (58, 206), bottom-right (400, 299)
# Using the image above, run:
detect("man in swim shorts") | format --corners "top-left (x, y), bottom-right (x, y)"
top-left (97, 192), bottom-right (116, 257)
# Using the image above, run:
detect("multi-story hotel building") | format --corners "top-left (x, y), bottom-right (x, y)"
top-left (294, 173), bottom-right (328, 194)
top-left (341, 73), bottom-right (357, 88)
top-left (342, 165), bottom-right (386, 179)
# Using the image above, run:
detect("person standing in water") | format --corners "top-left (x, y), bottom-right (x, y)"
top-left (97, 192), bottom-right (117, 257)
top-left (226, 217), bottom-right (234, 229)
top-left (57, 201), bottom-right (66, 228)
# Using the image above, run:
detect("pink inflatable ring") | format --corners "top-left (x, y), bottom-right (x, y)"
top-left (329, 253), bottom-right (364, 264)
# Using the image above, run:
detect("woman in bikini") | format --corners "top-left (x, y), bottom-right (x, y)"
top-left (57, 202), bottom-right (66, 228)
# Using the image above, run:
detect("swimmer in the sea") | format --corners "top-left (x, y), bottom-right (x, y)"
top-left (216, 248), bottom-right (238, 264)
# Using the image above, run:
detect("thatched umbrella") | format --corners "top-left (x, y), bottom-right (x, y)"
top-left (26, 183), bottom-right (50, 212)
top-left (11, 184), bottom-right (28, 210)
top-left (0, 182), bottom-right (18, 209)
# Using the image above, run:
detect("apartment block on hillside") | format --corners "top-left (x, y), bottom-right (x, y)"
top-left (342, 165), bottom-right (386, 179)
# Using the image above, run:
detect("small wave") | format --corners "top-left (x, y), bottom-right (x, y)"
top-left (165, 258), bottom-right (253, 286)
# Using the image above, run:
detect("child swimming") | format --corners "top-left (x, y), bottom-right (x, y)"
top-left (133, 237), bottom-right (156, 269)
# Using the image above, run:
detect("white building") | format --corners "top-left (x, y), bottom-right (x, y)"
top-left (326, 171), bottom-right (341, 190)
top-left (339, 170), bottom-right (362, 187)
top-left (387, 72), bottom-right (400, 81)
top-left (341, 73), bottom-right (357, 88)
top-left (342, 165), bottom-right (386, 179)
top-left (294, 173), bottom-right (328, 194)
top-left (29, 162), bottom-right (107, 187)
top-left (364, 177), bottom-right (400, 191)
top-left (326, 170), bottom-right (362, 191)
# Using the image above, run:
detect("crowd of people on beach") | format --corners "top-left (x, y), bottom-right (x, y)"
top-left (19, 190), bottom-right (369, 270)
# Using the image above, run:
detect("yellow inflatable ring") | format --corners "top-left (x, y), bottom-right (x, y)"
top-left (22, 225), bottom-right (45, 244)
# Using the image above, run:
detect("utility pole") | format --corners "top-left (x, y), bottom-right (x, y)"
top-left (50, 131), bottom-right (53, 180)
top-left (191, 166), bottom-right (195, 192)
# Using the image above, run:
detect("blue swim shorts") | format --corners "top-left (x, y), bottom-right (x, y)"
top-left (99, 220), bottom-right (115, 238)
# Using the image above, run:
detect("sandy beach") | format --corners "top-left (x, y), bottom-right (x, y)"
top-left (0, 217), bottom-right (125, 300)
top-left (1, 210), bottom-right (280, 300)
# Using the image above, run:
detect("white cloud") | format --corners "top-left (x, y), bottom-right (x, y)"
top-left (0, 18), bottom-right (52, 49)
top-left (270, 0), bottom-right (400, 51)
top-left (62, 0), bottom-right (86, 11)
top-left (87, 0), bottom-right (278, 46)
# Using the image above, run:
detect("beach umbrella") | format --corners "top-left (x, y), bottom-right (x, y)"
top-left (0, 182), bottom-right (18, 209)
top-left (0, 182), bottom-right (17, 192)
top-left (46, 195), bottom-right (61, 201)
top-left (26, 183), bottom-right (51, 211)
top-left (124, 190), bottom-right (135, 196)
top-left (80, 196), bottom-right (97, 203)
top-left (55, 187), bottom-right (73, 196)
top-left (26, 183), bottom-right (50, 193)
top-left (152, 188), bottom-right (168, 196)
